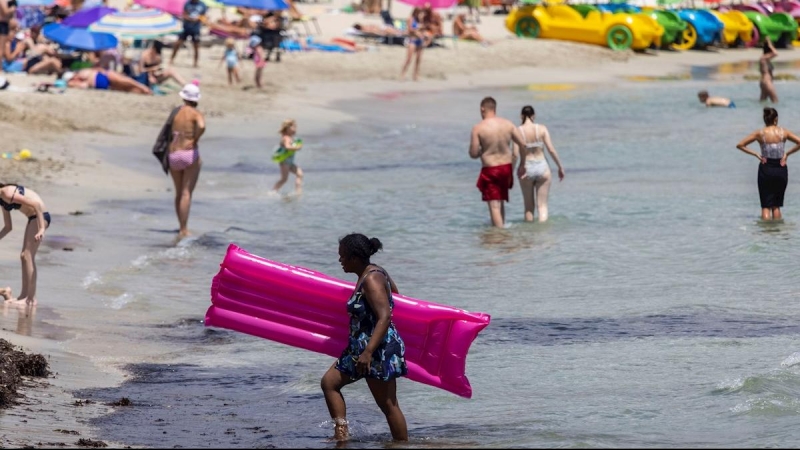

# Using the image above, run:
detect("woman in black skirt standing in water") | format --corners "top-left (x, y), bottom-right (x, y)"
top-left (736, 107), bottom-right (800, 220)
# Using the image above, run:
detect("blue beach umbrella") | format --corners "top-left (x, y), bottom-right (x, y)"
top-left (17, 0), bottom-right (55, 6)
top-left (43, 23), bottom-right (119, 51)
top-left (63, 6), bottom-right (118, 28)
top-left (218, 0), bottom-right (289, 11)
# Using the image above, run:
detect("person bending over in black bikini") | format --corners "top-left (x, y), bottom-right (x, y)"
top-left (0, 183), bottom-right (50, 305)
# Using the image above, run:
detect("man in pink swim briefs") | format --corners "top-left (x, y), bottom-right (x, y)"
top-left (168, 83), bottom-right (205, 239)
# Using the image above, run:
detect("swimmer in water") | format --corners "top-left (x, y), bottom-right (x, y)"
top-left (514, 105), bottom-right (565, 223)
top-left (0, 183), bottom-right (50, 305)
top-left (759, 37), bottom-right (778, 104)
top-left (697, 90), bottom-right (735, 108)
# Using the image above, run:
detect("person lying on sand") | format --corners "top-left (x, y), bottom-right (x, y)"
top-left (352, 23), bottom-right (403, 36)
top-left (63, 68), bottom-right (152, 95)
top-left (697, 90), bottom-right (735, 108)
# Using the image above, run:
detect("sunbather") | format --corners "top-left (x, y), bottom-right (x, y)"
top-left (2, 20), bottom-right (61, 74)
top-left (63, 68), bottom-right (152, 95)
top-left (352, 23), bottom-right (402, 36)
top-left (453, 14), bottom-right (489, 44)
top-left (208, 19), bottom-right (254, 39)
top-left (136, 40), bottom-right (186, 88)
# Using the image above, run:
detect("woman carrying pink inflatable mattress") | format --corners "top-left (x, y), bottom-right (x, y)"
top-left (205, 236), bottom-right (490, 442)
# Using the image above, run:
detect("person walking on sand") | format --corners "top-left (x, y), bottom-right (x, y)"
top-left (320, 233), bottom-right (408, 443)
top-left (170, 0), bottom-right (207, 68)
top-left (169, 84), bottom-right (205, 238)
top-left (469, 97), bottom-right (527, 228)
top-left (272, 119), bottom-right (304, 195)
top-left (736, 107), bottom-right (800, 221)
top-left (0, 183), bottom-right (50, 305)
top-left (514, 105), bottom-right (565, 223)
top-left (0, 0), bottom-right (16, 74)
top-left (760, 37), bottom-right (778, 104)
top-left (218, 38), bottom-right (240, 85)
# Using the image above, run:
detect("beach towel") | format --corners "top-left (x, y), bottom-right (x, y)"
top-left (152, 106), bottom-right (182, 175)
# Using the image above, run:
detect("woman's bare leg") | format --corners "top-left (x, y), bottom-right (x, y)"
top-left (412, 48), bottom-right (423, 81)
top-left (27, 57), bottom-right (61, 75)
top-left (535, 172), bottom-right (552, 222)
top-left (174, 158), bottom-right (201, 238)
top-left (15, 219), bottom-right (42, 305)
top-left (108, 72), bottom-right (152, 95)
top-left (772, 207), bottom-right (782, 220)
top-left (520, 177), bottom-right (535, 222)
top-left (400, 44), bottom-right (415, 80)
top-left (321, 364), bottom-right (354, 442)
top-left (290, 165), bottom-right (303, 194)
top-left (273, 163), bottom-right (291, 192)
top-left (366, 378), bottom-right (408, 441)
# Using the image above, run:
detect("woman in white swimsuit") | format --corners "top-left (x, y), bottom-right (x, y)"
top-left (514, 105), bottom-right (565, 223)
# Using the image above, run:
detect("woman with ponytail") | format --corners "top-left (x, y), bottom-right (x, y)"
top-left (736, 107), bottom-right (800, 220)
top-left (513, 105), bottom-right (565, 222)
top-left (320, 233), bottom-right (408, 442)
top-left (0, 182), bottom-right (50, 304)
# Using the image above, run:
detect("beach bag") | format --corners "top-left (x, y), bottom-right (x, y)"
top-left (152, 106), bottom-right (182, 175)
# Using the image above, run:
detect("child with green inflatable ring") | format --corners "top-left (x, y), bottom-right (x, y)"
top-left (272, 119), bottom-right (305, 195)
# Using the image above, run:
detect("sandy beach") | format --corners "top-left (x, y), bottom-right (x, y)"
top-left (2, 0), bottom-right (800, 446)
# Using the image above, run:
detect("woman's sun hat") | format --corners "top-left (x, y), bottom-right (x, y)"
top-left (179, 83), bottom-right (201, 102)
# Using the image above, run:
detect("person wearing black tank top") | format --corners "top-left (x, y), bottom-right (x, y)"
top-left (0, 183), bottom-right (49, 305)
top-left (320, 233), bottom-right (408, 443)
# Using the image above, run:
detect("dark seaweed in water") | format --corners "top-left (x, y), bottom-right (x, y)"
top-left (76, 438), bottom-right (108, 447)
top-left (0, 338), bottom-right (50, 408)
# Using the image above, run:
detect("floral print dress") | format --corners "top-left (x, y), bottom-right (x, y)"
top-left (335, 268), bottom-right (408, 382)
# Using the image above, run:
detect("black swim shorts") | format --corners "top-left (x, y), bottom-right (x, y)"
top-left (0, 22), bottom-right (9, 37)
top-left (179, 22), bottom-right (201, 42)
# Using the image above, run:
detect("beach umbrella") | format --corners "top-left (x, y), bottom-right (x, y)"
top-left (133, 0), bottom-right (226, 16)
top-left (43, 23), bottom-right (119, 51)
top-left (17, 0), bottom-right (55, 6)
top-left (62, 6), bottom-right (118, 28)
top-left (88, 8), bottom-right (182, 39)
top-left (217, 0), bottom-right (288, 11)
top-left (15, 6), bottom-right (47, 28)
top-left (397, 0), bottom-right (457, 9)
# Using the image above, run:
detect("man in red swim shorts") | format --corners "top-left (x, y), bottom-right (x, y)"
top-left (469, 96), bottom-right (527, 228)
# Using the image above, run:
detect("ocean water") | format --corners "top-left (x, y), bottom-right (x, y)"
top-left (12, 73), bottom-right (800, 447)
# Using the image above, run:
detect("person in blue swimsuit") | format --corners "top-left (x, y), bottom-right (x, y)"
top-left (400, 8), bottom-right (429, 81)
top-left (320, 233), bottom-right (408, 443)
top-left (217, 38), bottom-right (240, 85)
top-left (0, 183), bottom-right (50, 306)
top-left (64, 68), bottom-right (152, 95)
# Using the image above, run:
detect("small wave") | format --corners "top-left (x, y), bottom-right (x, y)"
top-left (130, 246), bottom-right (193, 270)
top-left (106, 292), bottom-right (136, 310)
top-left (714, 377), bottom-right (745, 394)
top-left (81, 271), bottom-right (103, 289)
top-left (781, 352), bottom-right (800, 368)
top-left (731, 397), bottom-right (800, 416)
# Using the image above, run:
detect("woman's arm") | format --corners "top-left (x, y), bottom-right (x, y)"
top-left (0, 209), bottom-right (11, 241)
top-left (542, 127), bottom-right (565, 181)
top-left (736, 131), bottom-right (765, 162)
top-left (283, 135), bottom-right (302, 151)
top-left (13, 194), bottom-right (45, 241)
top-left (355, 273), bottom-right (394, 376)
top-left (515, 141), bottom-right (527, 179)
top-left (192, 113), bottom-right (206, 147)
top-left (782, 130), bottom-right (800, 163)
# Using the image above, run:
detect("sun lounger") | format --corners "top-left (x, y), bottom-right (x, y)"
top-left (344, 28), bottom-right (406, 46)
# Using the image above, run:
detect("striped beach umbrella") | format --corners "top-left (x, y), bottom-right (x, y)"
top-left (88, 8), bottom-right (182, 39)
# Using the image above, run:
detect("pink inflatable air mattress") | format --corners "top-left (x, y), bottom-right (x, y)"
top-left (204, 244), bottom-right (491, 398)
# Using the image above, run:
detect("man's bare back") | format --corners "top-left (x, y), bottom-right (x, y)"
top-left (469, 116), bottom-right (525, 167)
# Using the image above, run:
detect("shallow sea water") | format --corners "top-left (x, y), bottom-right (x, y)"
top-left (17, 72), bottom-right (800, 447)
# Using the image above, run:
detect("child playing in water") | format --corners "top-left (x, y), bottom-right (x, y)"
top-left (272, 119), bottom-right (304, 195)
top-left (218, 38), bottom-right (241, 85)
top-left (698, 90), bottom-right (735, 108)
top-left (0, 183), bottom-right (50, 305)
